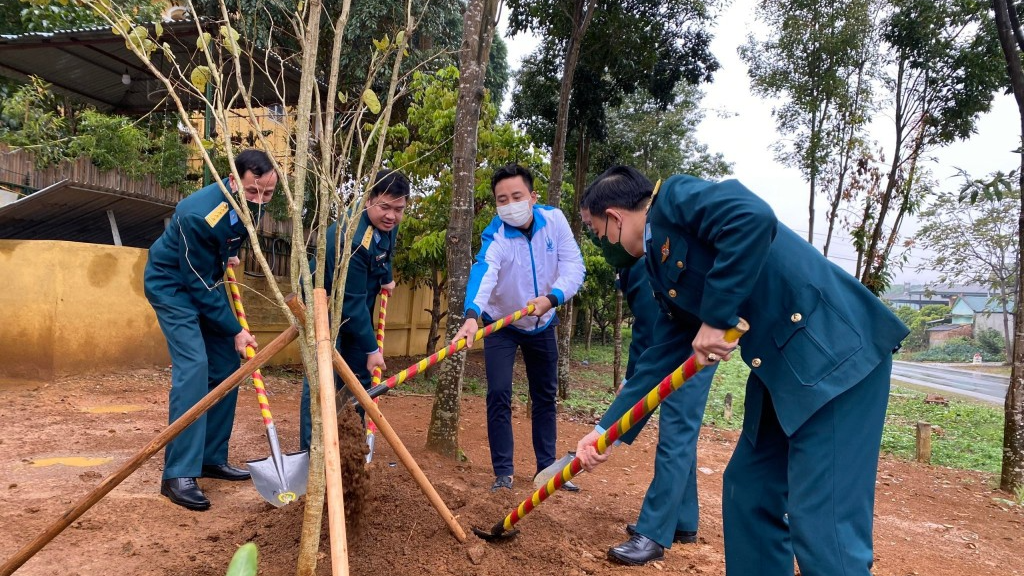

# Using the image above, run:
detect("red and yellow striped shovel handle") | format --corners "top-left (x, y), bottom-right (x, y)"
top-left (368, 289), bottom-right (390, 434)
top-left (498, 319), bottom-right (749, 533)
top-left (375, 304), bottom-right (534, 394)
top-left (225, 267), bottom-right (274, 427)
top-left (371, 289), bottom-right (390, 386)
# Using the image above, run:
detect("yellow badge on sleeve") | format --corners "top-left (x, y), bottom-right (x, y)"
top-left (360, 227), bottom-right (374, 250)
top-left (205, 202), bottom-right (229, 227)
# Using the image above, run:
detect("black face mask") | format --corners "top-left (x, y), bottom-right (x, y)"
top-left (585, 228), bottom-right (601, 249)
top-left (599, 216), bottom-right (640, 269)
top-left (246, 200), bottom-right (265, 223)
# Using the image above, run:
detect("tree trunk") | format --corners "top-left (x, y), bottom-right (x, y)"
top-left (612, 289), bottom-right (623, 393)
top-left (808, 109), bottom-right (817, 244)
top-left (426, 0), bottom-right (499, 458)
top-left (556, 129), bottom-right (590, 399)
top-left (992, 0), bottom-right (1024, 495)
top-left (585, 308), bottom-right (593, 352)
top-left (545, 0), bottom-right (597, 209)
top-left (424, 275), bottom-right (447, 380)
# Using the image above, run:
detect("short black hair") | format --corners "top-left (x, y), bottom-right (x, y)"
top-left (491, 163), bottom-right (534, 194)
top-left (370, 168), bottom-right (410, 199)
top-left (234, 149), bottom-right (275, 178)
top-left (581, 165), bottom-right (654, 214)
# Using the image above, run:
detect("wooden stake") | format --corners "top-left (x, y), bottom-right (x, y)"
top-left (915, 421), bottom-right (932, 464)
top-left (0, 325), bottom-right (300, 576)
top-left (724, 392), bottom-right (733, 421)
top-left (286, 295), bottom-right (467, 542)
top-left (313, 289), bottom-right (350, 576)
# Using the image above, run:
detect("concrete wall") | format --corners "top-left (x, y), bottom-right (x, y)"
top-left (0, 239), bottom-right (169, 381)
top-left (237, 272), bottom-right (449, 362)
top-left (975, 312), bottom-right (1015, 343)
top-left (1, 239), bottom-right (453, 384)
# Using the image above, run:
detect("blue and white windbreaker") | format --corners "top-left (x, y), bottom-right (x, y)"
top-left (464, 204), bottom-right (586, 334)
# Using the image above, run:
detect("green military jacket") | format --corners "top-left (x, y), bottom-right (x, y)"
top-left (637, 175), bottom-right (908, 438)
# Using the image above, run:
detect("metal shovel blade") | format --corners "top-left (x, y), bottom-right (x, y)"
top-left (247, 450), bottom-right (309, 507)
top-left (471, 524), bottom-right (519, 541)
top-left (533, 452), bottom-right (576, 488)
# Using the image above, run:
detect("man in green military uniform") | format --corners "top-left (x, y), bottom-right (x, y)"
top-left (144, 149), bottom-right (278, 511)
top-left (581, 211), bottom-right (716, 565)
top-left (299, 169), bottom-right (409, 451)
top-left (576, 166), bottom-right (908, 575)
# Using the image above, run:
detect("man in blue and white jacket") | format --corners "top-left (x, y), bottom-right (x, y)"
top-left (452, 164), bottom-right (586, 492)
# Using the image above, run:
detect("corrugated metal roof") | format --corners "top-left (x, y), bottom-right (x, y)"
top-left (0, 180), bottom-right (175, 248)
top-left (0, 20), bottom-right (307, 114)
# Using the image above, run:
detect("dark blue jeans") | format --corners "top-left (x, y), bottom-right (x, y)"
top-left (483, 324), bottom-right (559, 477)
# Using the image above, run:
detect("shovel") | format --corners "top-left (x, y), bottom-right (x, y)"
top-left (365, 288), bottom-right (391, 463)
top-left (473, 319), bottom-right (749, 541)
top-left (226, 267), bottom-right (309, 507)
top-left (360, 304), bottom-right (536, 403)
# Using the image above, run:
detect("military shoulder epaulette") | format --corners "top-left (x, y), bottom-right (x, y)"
top-left (205, 202), bottom-right (229, 227)
top-left (360, 227), bottom-right (374, 250)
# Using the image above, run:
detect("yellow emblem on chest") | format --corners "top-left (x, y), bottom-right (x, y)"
top-left (360, 227), bottom-right (374, 250)
top-left (205, 202), bottom-right (229, 227)
top-left (661, 237), bottom-right (670, 263)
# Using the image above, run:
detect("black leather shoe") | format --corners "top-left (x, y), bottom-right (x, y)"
top-left (201, 463), bottom-right (251, 481)
top-left (160, 478), bottom-right (210, 511)
top-left (608, 534), bottom-right (664, 565)
top-left (490, 475), bottom-right (513, 492)
top-left (626, 523), bottom-right (698, 544)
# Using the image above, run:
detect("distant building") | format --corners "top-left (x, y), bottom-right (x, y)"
top-left (950, 295), bottom-right (1015, 344)
top-left (883, 281), bottom-right (990, 310)
top-left (926, 323), bottom-right (974, 347)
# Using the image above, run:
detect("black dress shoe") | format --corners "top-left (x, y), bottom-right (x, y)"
top-left (626, 523), bottom-right (698, 544)
top-left (201, 463), bottom-right (251, 481)
top-left (608, 533), bottom-right (664, 565)
top-left (160, 478), bottom-right (210, 511)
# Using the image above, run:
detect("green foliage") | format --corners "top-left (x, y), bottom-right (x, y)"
top-left (910, 336), bottom-right (1006, 363)
top-left (893, 304), bottom-right (950, 351)
top-left (741, 0), bottom-right (875, 196)
top-left (573, 238), bottom-right (619, 342)
top-left (915, 183), bottom-right (1019, 347)
top-left (882, 386), bottom-right (1004, 473)
top-left (389, 66), bottom-right (547, 291)
top-left (0, 79), bottom-right (194, 190)
top-left (976, 328), bottom-right (1007, 359)
top-left (224, 542), bottom-right (258, 576)
top-left (15, 0), bottom-right (161, 33)
top-left (191, 0), bottom-right (508, 117)
top-left (591, 84), bottom-right (731, 181)
top-left (508, 0), bottom-right (720, 169)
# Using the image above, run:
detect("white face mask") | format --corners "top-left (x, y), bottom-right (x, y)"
top-left (497, 200), bottom-right (533, 228)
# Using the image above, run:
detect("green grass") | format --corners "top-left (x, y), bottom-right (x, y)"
top-left (386, 339), bottom-right (1007, 476)
top-left (561, 346), bottom-right (1006, 475)
top-left (881, 386), bottom-right (1004, 473)
top-left (571, 332), bottom-right (629, 365)
top-left (703, 358), bottom-right (750, 430)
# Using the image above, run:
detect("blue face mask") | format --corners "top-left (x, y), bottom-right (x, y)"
top-left (599, 216), bottom-right (639, 269)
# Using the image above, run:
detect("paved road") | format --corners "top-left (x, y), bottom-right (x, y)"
top-left (891, 361), bottom-right (1008, 405)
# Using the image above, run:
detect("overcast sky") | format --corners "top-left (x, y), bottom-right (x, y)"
top-left (496, 0), bottom-right (1020, 286)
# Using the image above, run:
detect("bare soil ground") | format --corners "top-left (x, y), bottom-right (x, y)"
top-left (1, 355), bottom-right (1022, 576)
